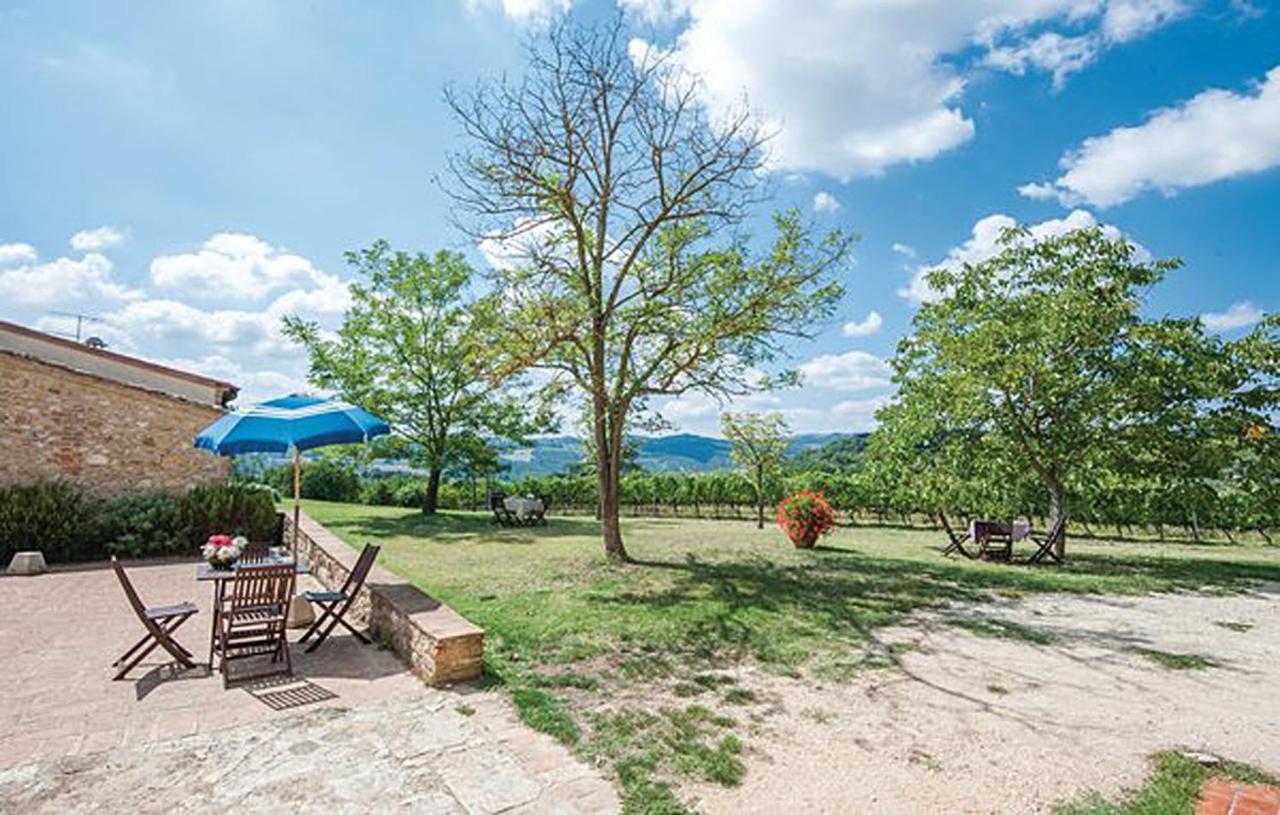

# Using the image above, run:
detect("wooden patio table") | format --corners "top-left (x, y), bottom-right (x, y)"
top-left (198, 554), bottom-right (309, 667)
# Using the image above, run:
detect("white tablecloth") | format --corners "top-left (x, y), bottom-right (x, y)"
top-left (504, 496), bottom-right (543, 516)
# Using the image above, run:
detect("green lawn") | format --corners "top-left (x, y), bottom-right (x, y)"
top-left (302, 501), bottom-right (1280, 813)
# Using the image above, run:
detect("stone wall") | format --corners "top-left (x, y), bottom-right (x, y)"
top-left (0, 351), bottom-right (231, 497)
top-left (286, 511), bottom-right (486, 685)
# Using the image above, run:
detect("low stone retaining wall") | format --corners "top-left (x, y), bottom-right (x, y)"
top-left (284, 511), bottom-right (484, 685)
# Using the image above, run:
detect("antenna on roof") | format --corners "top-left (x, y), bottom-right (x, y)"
top-left (47, 311), bottom-right (105, 343)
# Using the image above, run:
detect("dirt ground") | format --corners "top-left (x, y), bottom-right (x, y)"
top-left (685, 586), bottom-right (1280, 814)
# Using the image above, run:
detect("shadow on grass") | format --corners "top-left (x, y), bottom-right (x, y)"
top-left (599, 545), bottom-right (1280, 668)
top-left (317, 509), bottom-right (604, 545)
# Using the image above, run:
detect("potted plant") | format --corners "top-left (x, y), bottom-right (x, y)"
top-left (202, 534), bottom-right (246, 569)
top-left (775, 491), bottom-right (837, 549)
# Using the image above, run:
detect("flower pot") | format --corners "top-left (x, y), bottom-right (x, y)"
top-left (788, 530), bottom-right (819, 549)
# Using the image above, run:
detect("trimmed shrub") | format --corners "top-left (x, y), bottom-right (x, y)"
top-left (0, 480), bottom-right (104, 565)
top-left (0, 480), bottom-right (280, 565)
top-left (101, 493), bottom-right (184, 559)
top-left (178, 483), bottom-right (279, 548)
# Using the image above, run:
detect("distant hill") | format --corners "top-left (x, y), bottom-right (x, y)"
top-left (498, 432), bottom-right (862, 477)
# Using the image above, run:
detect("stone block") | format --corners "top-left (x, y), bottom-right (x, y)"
top-left (7, 551), bottom-right (47, 575)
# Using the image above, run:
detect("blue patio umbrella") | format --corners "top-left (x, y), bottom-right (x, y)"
top-left (195, 394), bottom-right (391, 549)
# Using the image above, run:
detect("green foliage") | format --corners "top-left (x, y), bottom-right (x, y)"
top-left (446, 21), bottom-right (850, 558)
top-left (722, 412), bottom-right (791, 529)
top-left (788, 434), bottom-right (869, 472)
top-left (0, 481), bottom-right (278, 564)
top-left (869, 225), bottom-right (1274, 553)
top-left (0, 480), bottom-right (104, 564)
top-left (177, 483), bottom-right (279, 547)
top-left (282, 241), bottom-right (546, 513)
top-left (100, 493), bottom-right (185, 558)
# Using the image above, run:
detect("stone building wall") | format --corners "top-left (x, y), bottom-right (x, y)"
top-left (0, 351), bottom-right (231, 497)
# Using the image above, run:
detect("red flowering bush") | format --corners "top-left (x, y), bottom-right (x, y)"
top-left (775, 491), bottom-right (837, 548)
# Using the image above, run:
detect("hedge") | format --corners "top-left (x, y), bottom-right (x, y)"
top-left (0, 480), bottom-right (280, 565)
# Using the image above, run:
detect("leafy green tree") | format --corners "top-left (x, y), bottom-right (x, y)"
top-left (283, 242), bottom-right (546, 514)
top-left (875, 225), bottom-right (1245, 558)
top-left (722, 412), bottom-right (791, 529)
top-left (446, 432), bottom-right (509, 510)
top-left (446, 20), bottom-right (849, 560)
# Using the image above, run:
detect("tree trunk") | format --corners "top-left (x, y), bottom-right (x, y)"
top-left (423, 468), bottom-right (442, 514)
top-left (755, 465), bottom-right (765, 529)
top-left (594, 400), bottom-right (629, 562)
top-left (598, 459), bottom-right (628, 561)
top-left (1047, 475), bottom-right (1067, 559)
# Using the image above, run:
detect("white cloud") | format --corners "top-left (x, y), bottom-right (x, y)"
top-left (812, 191), bottom-right (842, 214)
top-left (899, 209), bottom-right (1138, 304)
top-left (983, 32), bottom-right (1098, 89)
top-left (891, 242), bottom-right (917, 258)
top-left (841, 311), bottom-right (883, 338)
top-left (0, 242), bottom-right (38, 265)
top-left (634, 0), bottom-right (1186, 179)
top-left (150, 231), bottom-right (342, 302)
top-left (1102, 0), bottom-right (1189, 42)
top-left (799, 350), bottom-right (892, 391)
top-left (466, 0), bottom-right (570, 23)
top-left (1201, 301), bottom-right (1265, 332)
top-left (69, 226), bottom-right (125, 251)
top-left (0, 252), bottom-right (144, 306)
top-left (147, 354), bottom-right (311, 404)
top-left (1023, 65), bottom-right (1280, 207)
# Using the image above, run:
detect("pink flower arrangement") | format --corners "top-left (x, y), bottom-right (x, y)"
top-left (776, 491), bottom-right (838, 549)
top-left (202, 534), bottom-right (246, 568)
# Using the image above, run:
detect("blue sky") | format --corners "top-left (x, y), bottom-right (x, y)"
top-left (1, 0), bottom-right (1276, 435)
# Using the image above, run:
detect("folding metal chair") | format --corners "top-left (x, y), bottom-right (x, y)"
top-left (299, 544), bottom-right (380, 653)
top-left (110, 557), bottom-right (198, 680)
top-left (217, 563), bottom-right (295, 687)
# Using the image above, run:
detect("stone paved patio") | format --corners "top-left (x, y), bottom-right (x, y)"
top-left (0, 561), bottom-right (618, 813)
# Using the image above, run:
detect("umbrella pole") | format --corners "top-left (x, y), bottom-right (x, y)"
top-left (292, 447), bottom-right (301, 555)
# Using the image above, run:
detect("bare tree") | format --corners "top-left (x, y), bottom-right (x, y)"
top-left (445, 19), bottom-right (850, 560)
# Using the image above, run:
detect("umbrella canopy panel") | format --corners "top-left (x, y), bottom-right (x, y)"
top-left (195, 394), bottom-right (390, 457)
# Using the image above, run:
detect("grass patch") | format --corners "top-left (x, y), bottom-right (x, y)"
top-left (454, 703), bottom-right (476, 716)
top-left (302, 502), bottom-right (1280, 812)
top-left (511, 687), bottom-right (580, 746)
top-left (948, 617), bottom-right (1058, 645)
top-left (589, 704), bottom-right (746, 812)
top-left (722, 688), bottom-right (756, 705)
top-left (1213, 620), bottom-right (1253, 632)
top-left (529, 671), bottom-right (600, 691)
top-left (1054, 751), bottom-right (1279, 814)
top-left (1127, 647), bottom-right (1218, 671)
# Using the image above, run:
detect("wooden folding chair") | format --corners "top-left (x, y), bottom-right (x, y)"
top-left (299, 544), bottom-right (380, 653)
top-left (217, 563), bottom-right (295, 687)
top-left (239, 541), bottom-right (272, 564)
top-left (530, 495), bottom-right (550, 527)
top-left (938, 513), bottom-right (978, 559)
top-left (489, 492), bottom-right (519, 527)
top-left (111, 557), bottom-right (198, 680)
top-left (1028, 517), bottom-right (1067, 565)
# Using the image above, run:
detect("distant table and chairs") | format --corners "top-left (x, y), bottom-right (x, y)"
top-left (489, 491), bottom-right (550, 527)
top-left (939, 514), bottom-right (1065, 564)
